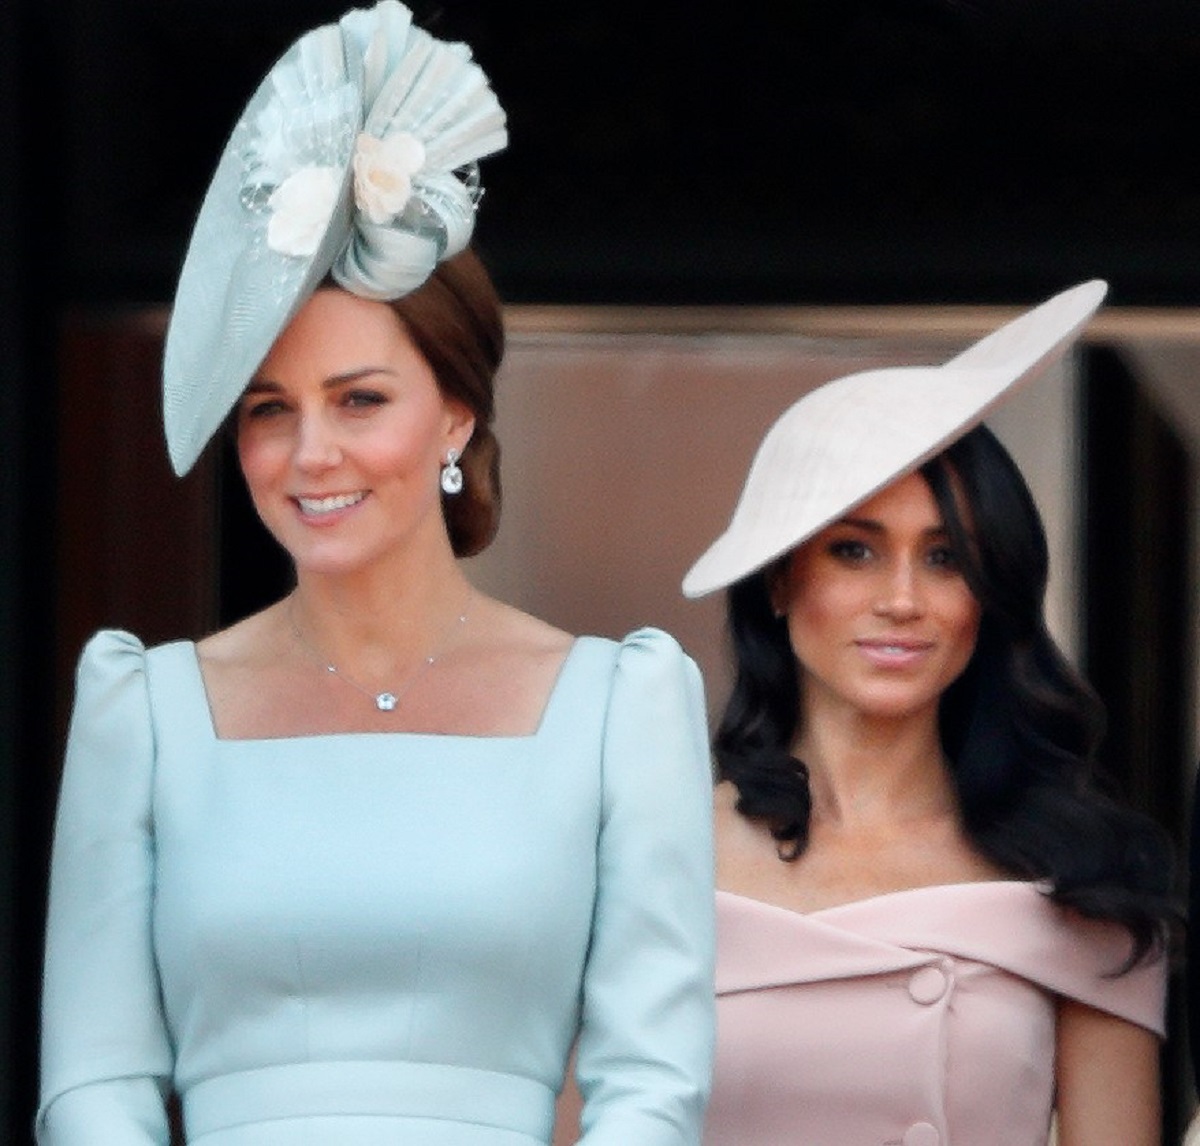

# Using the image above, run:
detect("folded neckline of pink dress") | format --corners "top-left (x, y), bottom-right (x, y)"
top-left (715, 881), bottom-right (1165, 1034)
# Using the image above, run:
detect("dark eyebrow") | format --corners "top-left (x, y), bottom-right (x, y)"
top-left (244, 367), bottom-right (395, 394)
top-left (838, 515), bottom-right (885, 534)
top-left (837, 514), bottom-right (949, 539)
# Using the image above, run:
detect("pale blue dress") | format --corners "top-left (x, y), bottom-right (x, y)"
top-left (37, 627), bottom-right (716, 1145)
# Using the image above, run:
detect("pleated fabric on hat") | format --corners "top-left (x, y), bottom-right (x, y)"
top-left (162, 0), bottom-right (507, 477)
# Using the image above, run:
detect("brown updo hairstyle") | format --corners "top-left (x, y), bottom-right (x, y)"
top-left (387, 247), bottom-right (505, 557)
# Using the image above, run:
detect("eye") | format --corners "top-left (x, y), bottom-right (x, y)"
top-left (240, 397), bottom-right (288, 419)
top-left (927, 544), bottom-right (963, 571)
top-left (828, 538), bottom-right (872, 564)
top-left (343, 389), bottom-right (387, 409)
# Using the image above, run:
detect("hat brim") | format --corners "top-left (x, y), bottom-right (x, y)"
top-left (162, 26), bottom-right (361, 477)
top-left (681, 279), bottom-right (1107, 599)
top-left (160, 1), bottom-right (507, 476)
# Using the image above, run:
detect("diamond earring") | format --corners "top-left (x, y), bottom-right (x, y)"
top-left (440, 447), bottom-right (464, 495)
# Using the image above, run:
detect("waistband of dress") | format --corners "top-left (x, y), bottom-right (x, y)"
top-left (183, 1060), bottom-right (556, 1140)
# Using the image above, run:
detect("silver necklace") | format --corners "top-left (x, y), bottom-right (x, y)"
top-left (289, 593), bottom-right (471, 712)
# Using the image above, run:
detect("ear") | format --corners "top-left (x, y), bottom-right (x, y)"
top-left (442, 397), bottom-right (476, 456)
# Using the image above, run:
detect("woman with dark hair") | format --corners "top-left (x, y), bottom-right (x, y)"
top-left (683, 281), bottom-right (1176, 1146)
top-left (37, 5), bottom-right (715, 1143)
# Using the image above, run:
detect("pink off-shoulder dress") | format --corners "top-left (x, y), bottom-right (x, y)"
top-left (705, 881), bottom-right (1166, 1146)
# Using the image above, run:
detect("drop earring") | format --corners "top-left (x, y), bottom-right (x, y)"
top-left (440, 447), bottom-right (464, 495)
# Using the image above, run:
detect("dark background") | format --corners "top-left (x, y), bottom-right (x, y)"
top-left (23, 0), bottom-right (1200, 309)
top-left (4, 0), bottom-right (1199, 1140)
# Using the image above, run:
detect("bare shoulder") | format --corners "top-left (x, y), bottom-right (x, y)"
top-left (192, 604), bottom-right (298, 735)
top-left (710, 782), bottom-right (768, 844)
top-left (713, 779), bottom-right (772, 853)
top-left (470, 595), bottom-right (574, 660)
top-left (713, 777), bottom-right (796, 895)
top-left (450, 596), bottom-right (576, 735)
top-left (195, 602), bottom-right (290, 671)
top-left (713, 778), bottom-right (741, 822)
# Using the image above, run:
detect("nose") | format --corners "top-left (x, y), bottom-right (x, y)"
top-left (293, 410), bottom-right (342, 471)
top-left (872, 557), bottom-right (924, 620)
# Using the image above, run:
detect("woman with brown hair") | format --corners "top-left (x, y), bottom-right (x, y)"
top-left (37, 6), bottom-right (715, 1142)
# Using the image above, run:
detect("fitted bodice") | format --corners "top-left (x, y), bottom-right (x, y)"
top-left (705, 882), bottom-right (1165, 1146)
top-left (38, 627), bottom-right (716, 1145)
top-left (151, 638), bottom-right (605, 1101)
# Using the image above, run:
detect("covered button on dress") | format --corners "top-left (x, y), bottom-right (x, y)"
top-left (704, 881), bottom-right (1165, 1146)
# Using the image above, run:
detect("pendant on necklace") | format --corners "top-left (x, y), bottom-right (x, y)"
top-left (290, 594), bottom-right (470, 715)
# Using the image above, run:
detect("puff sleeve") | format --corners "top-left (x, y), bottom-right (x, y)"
top-left (574, 628), bottom-right (716, 1144)
top-left (37, 631), bottom-right (173, 1144)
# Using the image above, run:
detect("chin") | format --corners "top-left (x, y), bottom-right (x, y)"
top-left (853, 688), bottom-right (943, 723)
top-left (284, 543), bottom-right (375, 577)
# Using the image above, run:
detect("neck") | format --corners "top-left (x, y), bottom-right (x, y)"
top-left (795, 706), bottom-right (955, 829)
top-left (289, 543), bottom-right (472, 676)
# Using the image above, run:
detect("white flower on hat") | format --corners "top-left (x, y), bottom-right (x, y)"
top-left (352, 131), bottom-right (427, 225)
top-left (164, 2), bottom-right (509, 478)
top-left (266, 165), bottom-right (342, 258)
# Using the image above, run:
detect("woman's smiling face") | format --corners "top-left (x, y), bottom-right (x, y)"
top-left (774, 469), bottom-right (982, 728)
top-left (236, 287), bottom-right (474, 577)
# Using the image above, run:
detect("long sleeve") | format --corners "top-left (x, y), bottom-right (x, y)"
top-left (37, 630), bottom-right (173, 1144)
top-left (574, 628), bottom-right (716, 1145)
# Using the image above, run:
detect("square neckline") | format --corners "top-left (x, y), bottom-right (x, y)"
top-left (184, 635), bottom-right (591, 745)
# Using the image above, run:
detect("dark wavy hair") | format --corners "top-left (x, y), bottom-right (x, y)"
top-left (714, 424), bottom-right (1176, 966)
top-left (387, 246), bottom-right (505, 558)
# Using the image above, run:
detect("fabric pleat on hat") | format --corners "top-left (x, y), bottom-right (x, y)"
top-left (162, 0), bottom-right (507, 477)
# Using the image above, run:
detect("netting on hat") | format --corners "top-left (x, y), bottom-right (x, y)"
top-left (162, 0), bottom-right (508, 475)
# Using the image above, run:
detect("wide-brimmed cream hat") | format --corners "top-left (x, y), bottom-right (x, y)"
top-left (681, 279), bottom-right (1107, 599)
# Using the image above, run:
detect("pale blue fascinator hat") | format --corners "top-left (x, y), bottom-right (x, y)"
top-left (162, 0), bottom-right (508, 476)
